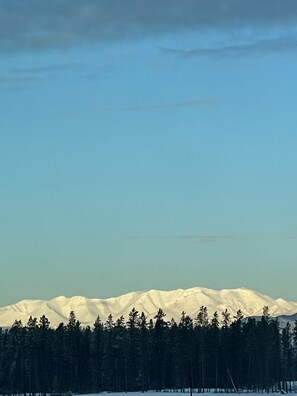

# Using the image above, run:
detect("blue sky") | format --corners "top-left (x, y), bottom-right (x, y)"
top-left (1, 0), bottom-right (297, 306)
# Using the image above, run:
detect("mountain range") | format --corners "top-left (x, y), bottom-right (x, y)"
top-left (1, 287), bottom-right (297, 328)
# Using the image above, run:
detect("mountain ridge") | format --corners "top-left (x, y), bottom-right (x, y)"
top-left (1, 286), bottom-right (297, 328)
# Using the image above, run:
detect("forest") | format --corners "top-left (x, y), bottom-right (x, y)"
top-left (0, 306), bottom-right (296, 395)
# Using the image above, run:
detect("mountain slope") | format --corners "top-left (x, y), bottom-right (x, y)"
top-left (1, 287), bottom-right (297, 328)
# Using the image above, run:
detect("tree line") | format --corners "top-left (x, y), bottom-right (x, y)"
top-left (0, 306), bottom-right (297, 395)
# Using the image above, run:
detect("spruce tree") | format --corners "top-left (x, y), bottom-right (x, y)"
top-left (137, 312), bottom-right (151, 391)
top-left (126, 308), bottom-right (140, 390)
top-left (91, 316), bottom-right (103, 392)
top-left (152, 308), bottom-right (167, 390)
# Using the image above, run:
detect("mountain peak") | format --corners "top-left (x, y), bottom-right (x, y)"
top-left (1, 286), bottom-right (297, 328)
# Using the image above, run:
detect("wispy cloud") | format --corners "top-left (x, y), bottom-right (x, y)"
top-left (84, 98), bottom-right (219, 113)
top-left (1, 1), bottom-right (297, 53)
top-left (0, 75), bottom-right (39, 89)
top-left (161, 36), bottom-right (297, 60)
top-left (11, 63), bottom-right (79, 74)
top-left (0, 63), bottom-right (80, 89)
top-left (129, 232), bottom-right (297, 243)
top-left (0, 76), bottom-right (38, 83)
top-left (130, 234), bottom-right (252, 243)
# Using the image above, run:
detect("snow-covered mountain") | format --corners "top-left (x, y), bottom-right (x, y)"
top-left (1, 287), bottom-right (297, 328)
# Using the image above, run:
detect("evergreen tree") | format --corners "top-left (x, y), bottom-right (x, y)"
top-left (195, 306), bottom-right (209, 392)
top-left (113, 315), bottom-right (127, 391)
top-left (242, 317), bottom-right (258, 390)
top-left (0, 303), bottom-right (295, 394)
top-left (101, 314), bottom-right (115, 390)
top-left (65, 311), bottom-right (81, 392)
top-left (229, 310), bottom-right (244, 391)
top-left (38, 315), bottom-right (51, 396)
top-left (293, 320), bottom-right (297, 383)
top-left (209, 311), bottom-right (220, 391)
top-left (126, 308), bottom-right (140, 390)
top-left (91, 316), bottom-right (103, 392)
top-left (51, 322), bottom-right (67, 392)
top-left (281, 322), bottom-right (293, 391)
top-left (175, 312), bottom-right (193, 391)
top-left (80, 326), bottom-right (92, 393)
top-left (26, 316), bottom-right (39, 395)
top-left (6, 320), bottom-right (25, 395)
top-left (152, 308), bottom-right (167, 390)
top-left (137, 312), bottom-right (151, 391)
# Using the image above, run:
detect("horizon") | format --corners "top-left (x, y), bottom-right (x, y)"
top-left (1, 1), bottom-right (297, 306)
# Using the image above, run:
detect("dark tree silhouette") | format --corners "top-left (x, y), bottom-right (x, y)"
top-left (0, 306), bottom-right (295, 394)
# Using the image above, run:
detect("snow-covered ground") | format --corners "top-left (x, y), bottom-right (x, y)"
top-left (78, 392), bottom-right (294, 396)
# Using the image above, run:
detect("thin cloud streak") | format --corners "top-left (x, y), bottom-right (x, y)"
top-left (129, 232), bottom-right (297, 243)
top-left (86, 98), bottom-right (219, 113)
top-left (130, 234), bottom-right (253, 243)
top-left (11, 63), bottom-right (80, 74)
top-left (0, 76), bottom-right (38, 83)
top-left (0, 75), bottom-right (40, 89)
top-left (1, 1), bottom-right (297, 53)
top-left (161, 36), bottom-right (297, 60)
top-left (1, 63), bottom-right (80, 90)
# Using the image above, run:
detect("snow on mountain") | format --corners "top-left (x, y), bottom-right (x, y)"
top-left (1, 287), bottom-right (297, 328)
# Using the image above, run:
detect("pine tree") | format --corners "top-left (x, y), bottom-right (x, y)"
top-left (51, 322), bottom-right (67, 392)
top-left (80, 326), bottom-right (92, 393)
top-left (229, 310), bottom-right (244, 391)
top-left (220, 309), bottom-right (232, 391)
top-left (137, 312), bottom-right (151, 391)
top-left (6, 320), bottom-right (25, 395)
top-left (26, 316), bottom-right (39, 395)
top-left (281, 322), bottom-right (293, 391)
top-left (152, 308), bottom-right (167, 390)
top-left (66, 311), bottom-right (81, 392)
top-left (101, 314), bottom-right (114, 391)
top-left (258, 306), bottom-right (273, 392)
top-left (293, 320), bottom-right (297, 384)
top-left (126, 308), bottom-right (140, 390)
top-left (38, 315), bottom-right (51, 396)
top-left (269, 318), bottom-right (281, 391)
top-left (195, 306), bottom-right (209, 392)
top-left (113, 315), bottom-right (127, 391)
top-left (242, 317), bottom-right (258, 390)
top-left (175, 312), bottom-right (193, 391)
top-left (209, 311), bottom-right (220, 391)
top-left (91, 316), bottom-right (103, 392)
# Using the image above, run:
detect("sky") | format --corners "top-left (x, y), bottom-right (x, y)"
top-left (1, 0), bottom-right (297, 306)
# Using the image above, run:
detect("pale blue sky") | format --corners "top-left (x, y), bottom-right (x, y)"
top-left (1, 1), bottom-right (297, 306)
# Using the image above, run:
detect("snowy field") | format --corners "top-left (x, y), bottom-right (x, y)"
top-left (77, 392), bottom-right (296, 396)
top-left (1, 391), bottom-right (294, 396)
